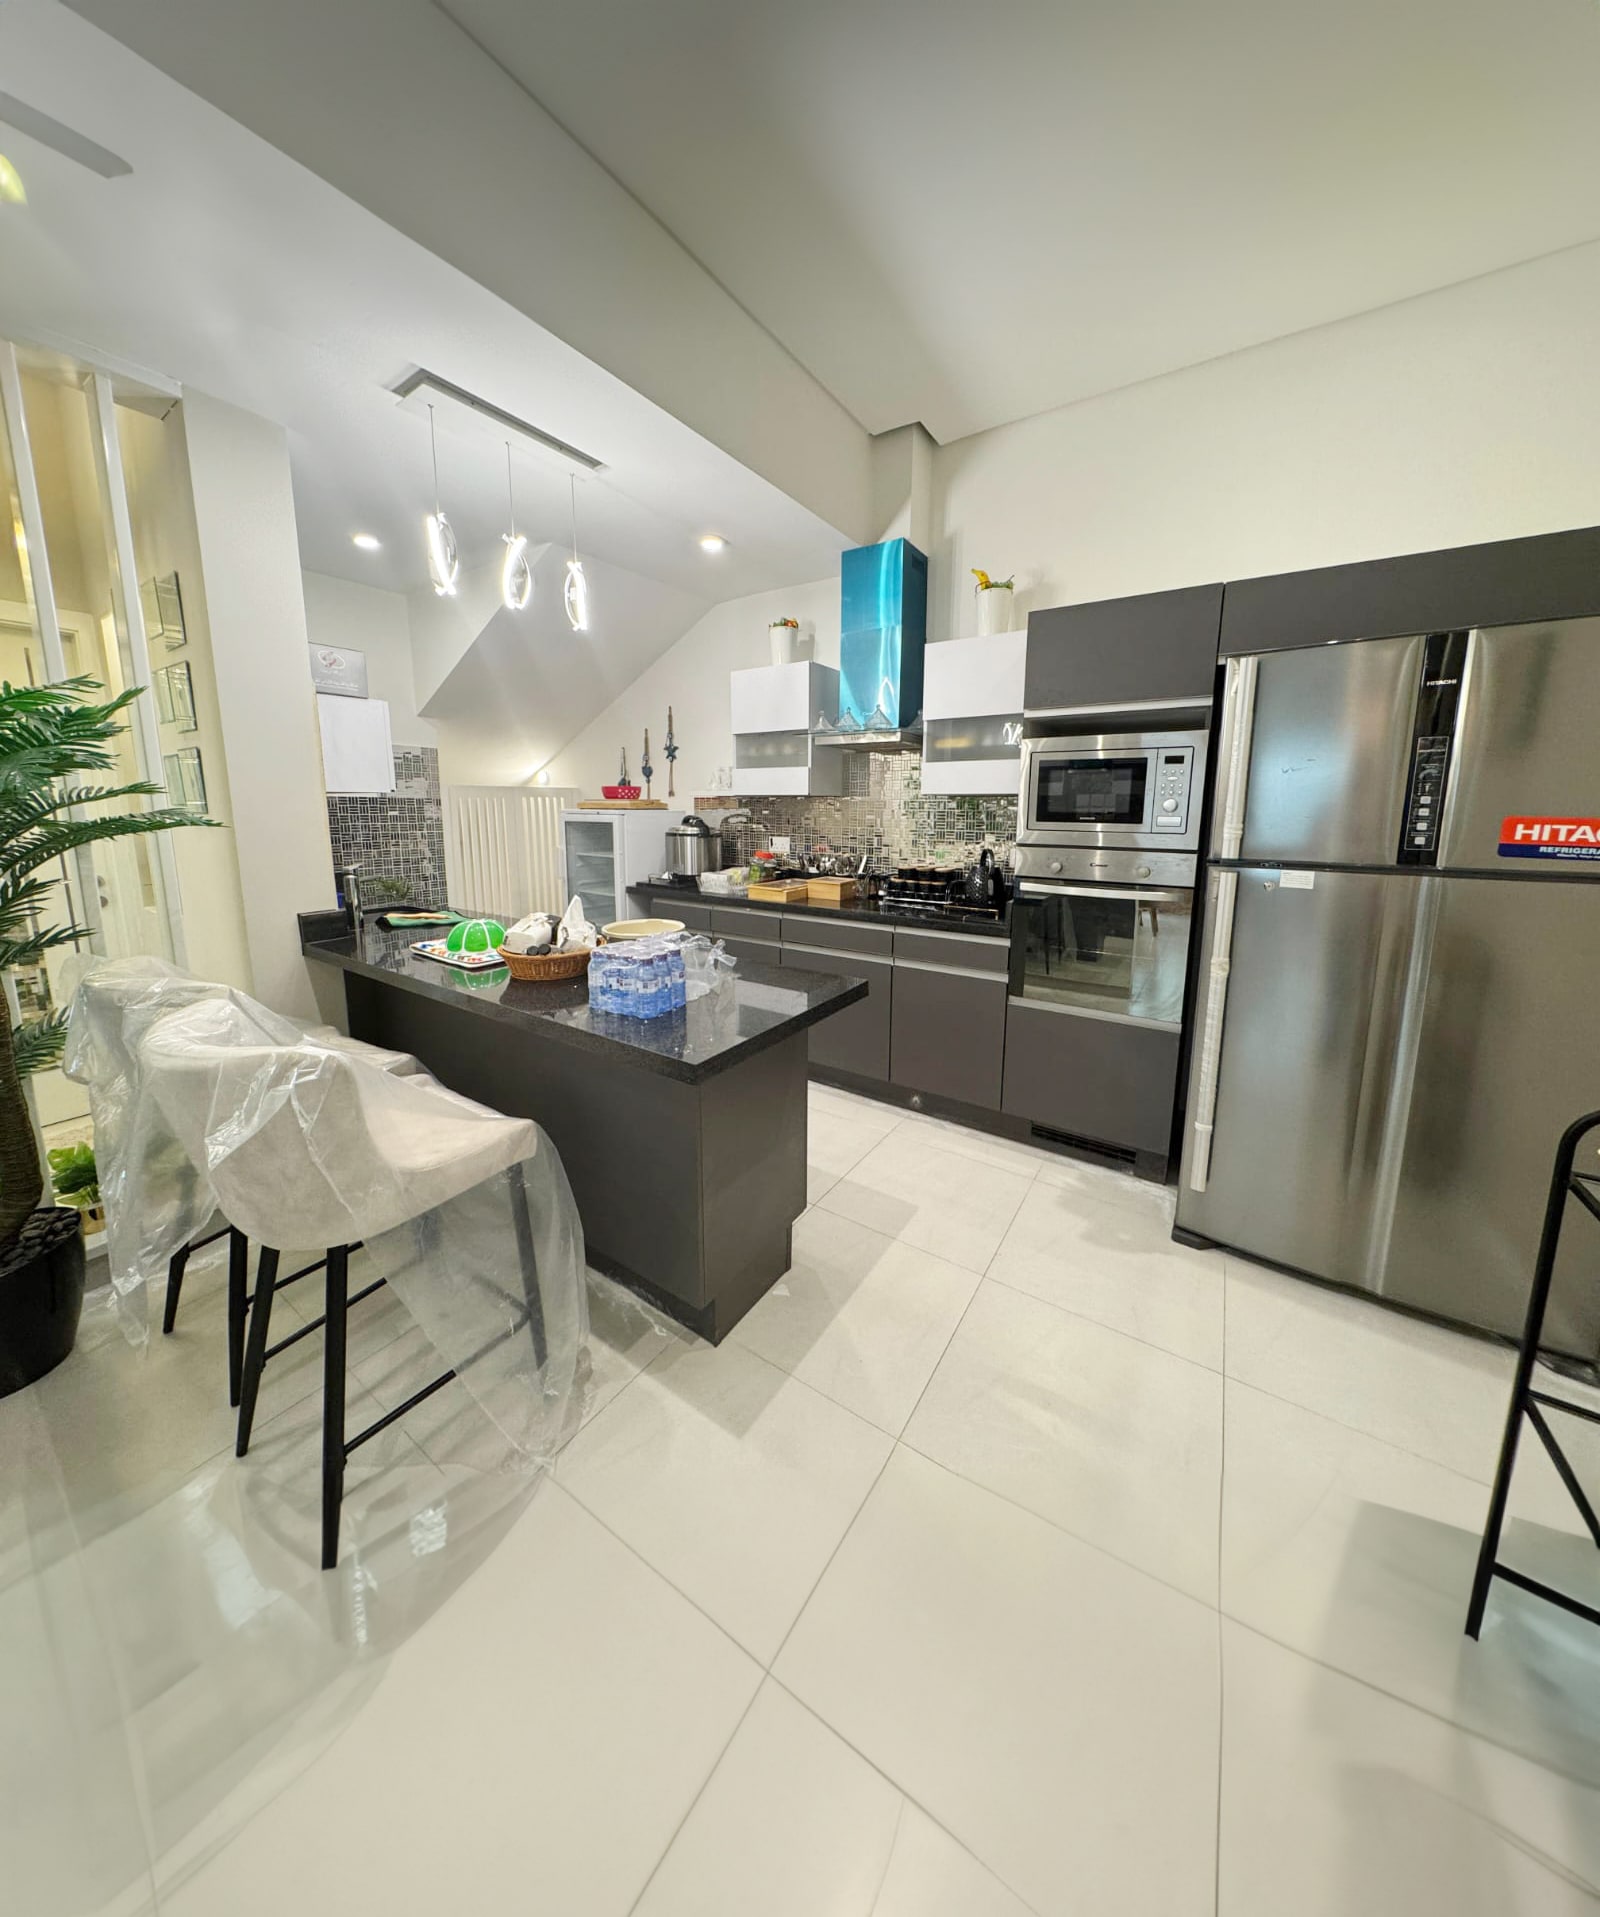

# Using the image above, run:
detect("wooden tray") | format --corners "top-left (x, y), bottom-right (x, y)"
top-left (746, 881), bottom-right (812, 903)
top-left (805, 878), bottom-right (859, 904)
top-left (576, 799), bottom-right (669, 810)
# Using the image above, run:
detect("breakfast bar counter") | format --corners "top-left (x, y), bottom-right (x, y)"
top-left (300, 915), bottom-right (866, 1341)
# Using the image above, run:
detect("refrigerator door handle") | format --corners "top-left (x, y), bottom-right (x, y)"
top-left (1212, 655), bottom-right (1259, 860)
top-left (1187, 867), bottom-right (1239, 1193)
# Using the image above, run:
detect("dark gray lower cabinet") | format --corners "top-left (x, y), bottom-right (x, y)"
top-left (781, 944), bottom-right (891, 1079)
top-left (720, 934), bottom-right (782, 969)
top-left (1001, 1001), bottom-right (1179, 1157)
top-left (890, 963), bottom-right (1006, 1110)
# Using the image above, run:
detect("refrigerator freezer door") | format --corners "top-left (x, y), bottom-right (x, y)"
top-left (1380, 874), bottom-right (1600, 1351)
top-left (1439, 617), bottom-right (1600, 875)
top-left (1229, 633), bottom-right (1425, 867)
top-left (1177, 866), bottom-right (1425, 1283)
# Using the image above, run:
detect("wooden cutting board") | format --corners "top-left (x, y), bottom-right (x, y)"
top-left (575, 799), bottom-right (670, 810)
top-left (746, 881), bottom-right (812, 902)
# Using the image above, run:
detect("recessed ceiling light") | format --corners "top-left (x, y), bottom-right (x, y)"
top-left (351, 532), bottom-right (381, 551)
top-left (698, 533), bottom-right (727, 553)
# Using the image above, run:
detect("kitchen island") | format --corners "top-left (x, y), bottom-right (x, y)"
top-left (300, 915), bottom-right (867, 1341)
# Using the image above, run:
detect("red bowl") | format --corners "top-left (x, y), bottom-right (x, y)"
top-left (601, 784), bottom-right (642, 800)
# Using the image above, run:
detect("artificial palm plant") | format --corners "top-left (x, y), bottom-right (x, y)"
top-left (0, 678), bottom-right (213, 1254)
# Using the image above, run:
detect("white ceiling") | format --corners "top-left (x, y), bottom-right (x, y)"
top-left (440, 0), bottom-right (1600, 444)
top-left (0, 0), bottom-right (850, 601)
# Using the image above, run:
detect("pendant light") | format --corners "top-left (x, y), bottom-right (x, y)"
top-left (564, 473), bottom-right (590, 633)
top-left (424, 403), bottom-right (459, 597)
top-left (500, 442), bottom-right (532, 611)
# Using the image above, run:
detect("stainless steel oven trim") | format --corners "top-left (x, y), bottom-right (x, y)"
top-left (1018, 881), bottom-right (1191, 905)
top-left (1005, 994), bottom-right (1182, 1034)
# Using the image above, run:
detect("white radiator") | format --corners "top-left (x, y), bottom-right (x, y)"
top-left (443, 785), bottom-right (578, 919)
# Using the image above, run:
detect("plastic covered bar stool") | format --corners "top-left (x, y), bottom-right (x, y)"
top-left (137, 994), bottom-right (584, 1567)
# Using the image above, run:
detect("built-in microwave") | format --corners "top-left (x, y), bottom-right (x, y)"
top-left (1017, 728), bottom-right (1209, 854)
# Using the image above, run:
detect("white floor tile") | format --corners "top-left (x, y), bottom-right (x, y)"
top-left (808, 1080), bottom-right (902, 1139)
top-left (1033, 1150), bottom-right (1178, 1222)
top-left (775, 1448), bottom-right (1219, 1917)
top-left (1219, 1621), bottom-right (1600, 1914)
top-left (580, 1268), bottom-right (687, 1427)
top-left (1225, 1262), bottom-right (1516, 1479)
top-left (905, 1280), bottom-right (1223, 1600)
top-left (730, 1208), bottom-right (981, 1435)
top-left (893, 1108), bottom-right (1055, 1177)
top-left (557, 1338), bottom-right (893, 1661)
top-left (817, 1127), bottom-right (1035, 1274)
top-left (1221, 1379), bottom-right (1600, 1780)
top-left (634, 1678), bottom-right (1031, 1916)
top-left (989, 1178), bottom-right (1225, 1370)
top-left (806, 1091), bottom-right (906, 1204)
top-left (162, 1481), bottom-right (761, 1917)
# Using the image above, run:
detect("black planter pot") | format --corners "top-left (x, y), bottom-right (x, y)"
top-left (0, 1206), bottom-right (87, 1399)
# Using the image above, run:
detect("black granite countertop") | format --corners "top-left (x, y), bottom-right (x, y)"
top-left (630, 882), bottom-right (1013, 939)
top-left (301, 919), bottom-right (868, 1085)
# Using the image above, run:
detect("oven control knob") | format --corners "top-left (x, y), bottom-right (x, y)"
top-left (1136, 865), bottom-right (1152, 878)
top-left (1161, 798), bottom-right (1179, 812)
top-left (1048, 859), bottom-right (1063, 873)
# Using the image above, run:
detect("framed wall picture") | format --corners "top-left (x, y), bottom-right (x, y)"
top-left (154, 660), bottom-right (197, 732)
top-left (140, 572), bottom-right (187, 651)
top-left (163, 746), bottom-right (208, 816)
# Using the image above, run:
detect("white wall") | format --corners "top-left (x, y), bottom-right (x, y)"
top-left (180, 391), bottom-right (333, 1018)
top-left (302, 570), bottom-right (435, 747)
top-left (541, 577), bottom-right (839, 803)
top-left (930, 239), bottom-right (1600, 642)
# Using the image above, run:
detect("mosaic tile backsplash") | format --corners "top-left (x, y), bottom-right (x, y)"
top-left (701, 754), bottom-right (1018, 873)
top-left (327, 745), bottom-right (447, 907)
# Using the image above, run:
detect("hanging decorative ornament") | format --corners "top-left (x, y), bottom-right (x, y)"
top-left (424, 403), bottom-right (459, 598)
top-left (640, 727), bottom-right (653, 802)
top-left (564, 472), bottom-right (590, 632)
top-left (500, 442), bottom-right (532, 612)
top-left (664, 706), bottom-right (678, 799)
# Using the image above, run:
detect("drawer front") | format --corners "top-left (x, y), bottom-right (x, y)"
top-left (709, 905), bottom-right (781, 943)
top-left (779, 918), bottom-right (894, 959)
top-left (660, 899), bottom-right (713, 931)
top-left (780, 947), bottom-right (891, 1079)
top-left (891, 926), bottom-right (1010, 974)
top-left (719, 935), bottom-right (785, 970)
top-left (1001, 1000), bottom-right (1180, 1155)
top-left (889, 965), bottom-right (1006, 1110)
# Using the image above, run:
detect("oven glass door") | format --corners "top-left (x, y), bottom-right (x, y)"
top-left (1013, 883), bottom-right (1192, 1026)
top-left (1031, 752), bottom-right (1153, 832)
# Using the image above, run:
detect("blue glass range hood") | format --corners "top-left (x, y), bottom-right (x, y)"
top-left (816, 537), bottom-right (928, 748)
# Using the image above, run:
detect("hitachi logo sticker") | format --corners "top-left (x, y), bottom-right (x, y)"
top-left (1499, 816), bottom-right (1600, 860)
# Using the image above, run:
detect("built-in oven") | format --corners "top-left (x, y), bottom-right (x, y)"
top-left (1008, 848), bottom-right (1196, 1032)
top-left (1018, 727), bottom-right (1209, 855)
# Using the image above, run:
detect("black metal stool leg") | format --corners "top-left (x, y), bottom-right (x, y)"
top-left (226, 1226), bottom-right (249, 1408)
top-left (321, 1244), bottom-right (349, 1570)
top-left (162, 1243), bottom-right (190, 1335)
top-left (508, 1162), bottom-right (547, 1370)
top-left (235, 1246), bottom-right (281, 1457)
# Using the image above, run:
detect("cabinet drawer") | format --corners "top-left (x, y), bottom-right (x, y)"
top-left (652, 898), bottom-right (712, 931)
top-left (889, 965), bottom-right (1006, 1110)
top-left (780, 947), bottom-right (891, 1080)
top-left (720, 935), bottom-right (785, 971)
top-left (780, 919), bottom-right (894, 960)
top-left (1001, 1000), bottom-right (1179, 1155)
top-left (709, 905), bottom-right (781, 943)
top-left (891, 926), bottom-right (1010, 974)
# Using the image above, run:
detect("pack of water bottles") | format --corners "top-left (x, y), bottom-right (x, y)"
top-left (587, 935), bottom-right (688, 1019)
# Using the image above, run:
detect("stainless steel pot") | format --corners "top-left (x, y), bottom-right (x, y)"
top-left (665, 814), bottom-right (723, 878)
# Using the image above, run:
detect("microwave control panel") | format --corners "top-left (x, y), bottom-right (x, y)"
top-left (1153, 749), bottom-right (1194, 831)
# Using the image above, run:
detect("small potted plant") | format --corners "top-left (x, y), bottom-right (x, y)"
top-left (768, 617), bottom-right (810, 666)
top-left (971, 569), bottom-right (1016, 638)
top-left (46, 1142), bottom-right (103, 1236)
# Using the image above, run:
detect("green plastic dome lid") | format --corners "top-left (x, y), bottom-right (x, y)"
top-left (445, 917), bottom-right (507, 954)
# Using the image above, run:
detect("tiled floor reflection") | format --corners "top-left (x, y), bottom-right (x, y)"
top-left (7, 1091), bottom-right (1600, 1915)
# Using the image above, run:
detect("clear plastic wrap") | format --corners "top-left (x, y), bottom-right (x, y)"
top-left (64, 959), bottom-right (587, 1457)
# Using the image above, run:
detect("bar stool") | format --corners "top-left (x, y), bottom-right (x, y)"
top-left (140, 1007), bottom-right (548, 1567)
top-left (158, 1028), bottom-right (420, 1404)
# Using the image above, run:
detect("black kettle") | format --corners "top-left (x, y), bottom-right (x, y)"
top-left (966, 848), bottom-right (995, 906)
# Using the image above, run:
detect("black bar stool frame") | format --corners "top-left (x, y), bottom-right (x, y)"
top-left (1466, 1109), bottom-right (1600, 1639)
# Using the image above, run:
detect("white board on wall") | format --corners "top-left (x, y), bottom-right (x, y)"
top-left (318, 693), bottom-right (394, 793)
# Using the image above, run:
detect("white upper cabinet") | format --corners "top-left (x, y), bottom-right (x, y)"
top-left (921, 631), bottom-right (1028, 796)
top-left (730, 660), bottom-right (838, 736)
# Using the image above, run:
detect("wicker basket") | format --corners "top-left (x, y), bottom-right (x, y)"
top-left (498, 938), bottom-right (603, 983)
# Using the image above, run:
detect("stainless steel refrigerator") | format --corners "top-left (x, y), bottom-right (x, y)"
top-left (1176, 616), bottom-right (1600, 1350)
